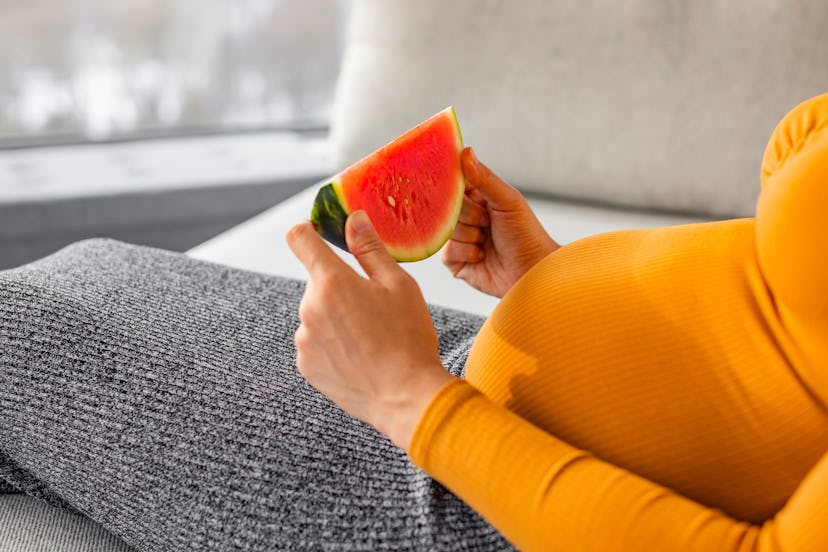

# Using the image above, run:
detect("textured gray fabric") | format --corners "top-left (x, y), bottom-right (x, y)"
top-left (0, 494), bottom-right (131, 552)
top-left (0, 480), bottom-right (17, 493)
top-left (0, 239), bottom-right (512, 551)
top-left (332, 0), bottom-right (828, 217)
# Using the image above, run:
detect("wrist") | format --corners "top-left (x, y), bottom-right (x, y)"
top-left (525, 235), bottom-right (560, 274)
top-left (382, 366), bottom-right (456, 451)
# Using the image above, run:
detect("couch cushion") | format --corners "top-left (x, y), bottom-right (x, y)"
top-left (188, 185), bottom-right (708, 316)
top-left (331, 0), bottom-right (828, 218)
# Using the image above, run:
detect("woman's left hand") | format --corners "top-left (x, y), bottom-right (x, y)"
top-left (286, 211), bottom-right (455, 450)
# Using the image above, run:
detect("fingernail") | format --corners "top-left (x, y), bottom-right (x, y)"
top-left (350, 210), bottom-right (371, 235)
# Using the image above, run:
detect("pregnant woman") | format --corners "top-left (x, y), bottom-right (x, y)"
top-left (2, 94), bottom-right (827, 551)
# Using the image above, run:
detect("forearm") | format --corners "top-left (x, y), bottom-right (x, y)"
top-left (409, 379), bottom-right (822, 552)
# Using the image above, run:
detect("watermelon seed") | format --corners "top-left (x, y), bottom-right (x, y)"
top-left (387, 195), bottom-right (396, 207)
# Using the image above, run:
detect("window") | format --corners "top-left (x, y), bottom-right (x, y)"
top-left (0, 0), bottom-right (349, 147)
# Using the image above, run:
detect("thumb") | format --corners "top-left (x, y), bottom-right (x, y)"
top-left (461, 146), bottom-right (522, 209)
top-left (345, 210), bottom-right (399, 280)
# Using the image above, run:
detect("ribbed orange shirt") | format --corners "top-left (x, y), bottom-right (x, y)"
top-left (410, 94), bottom-right (828, 551)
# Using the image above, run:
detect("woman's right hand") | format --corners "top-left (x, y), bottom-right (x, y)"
top-left (442, 147), bottom-right (560, 298)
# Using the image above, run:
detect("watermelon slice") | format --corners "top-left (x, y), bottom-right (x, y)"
top-left (311, 107), bottom-right (465, 262)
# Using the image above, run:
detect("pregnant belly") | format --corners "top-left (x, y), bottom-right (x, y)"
top-left (464, 221), bottom-right (828, 522)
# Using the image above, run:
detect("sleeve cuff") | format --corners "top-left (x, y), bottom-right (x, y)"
top-left (408, 378), bottom-right (480, 469)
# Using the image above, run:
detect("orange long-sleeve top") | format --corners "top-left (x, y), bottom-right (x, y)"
top-left (409, 93), bottom-right (828, 551)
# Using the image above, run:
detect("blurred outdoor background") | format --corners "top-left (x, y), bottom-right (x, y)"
top-left (1, 0), bottom-right (348, 146)
top-left (0, 0), bottom-right (348, 269)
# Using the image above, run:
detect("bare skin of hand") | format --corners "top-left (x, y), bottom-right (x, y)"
top-left (286, 211), bottom-right (455, 451)
top-left (443, 147), bottom-right (560, 298)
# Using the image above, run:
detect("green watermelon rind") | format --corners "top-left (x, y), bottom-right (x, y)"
top-left (311, 106), bottom-right (465, 263)
top-left (310, 182), bottom-right (349, 253)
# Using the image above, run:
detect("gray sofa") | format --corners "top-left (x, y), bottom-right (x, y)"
top-left (3, 0), bottom-right (828, 549)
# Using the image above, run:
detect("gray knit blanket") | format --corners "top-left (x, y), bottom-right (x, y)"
top-left (0, 239), bottom-right (513, 551)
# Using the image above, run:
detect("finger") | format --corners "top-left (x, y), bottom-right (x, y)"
top-left (450, 222), bottom-right (486, 244)
top-left (467, 186), bottom-right (487, 207)
top-left (344, 210), bottom-right (400, 281)
top-left (461, 147), bottom-right (522, 209)
top-left (443, 239), bottom-right (484, 264)
top-left (458, 195), bottom-right (490, 227)
top-left (287, 221), bottom-right (351, 278)
top-left (462, 165), bottom-right (487, 207)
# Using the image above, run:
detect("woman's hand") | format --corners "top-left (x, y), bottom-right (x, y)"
top-left (286, 211), bottom-right (454, 451)
top-left (443, 147), bottom-right (560, 298)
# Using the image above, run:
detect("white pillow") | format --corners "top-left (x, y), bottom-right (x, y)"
top-left (331, 0), bottom-right (828, 217)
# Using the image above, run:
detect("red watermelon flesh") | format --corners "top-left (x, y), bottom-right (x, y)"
top-left (311, 107), bottom-right (465, 262)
